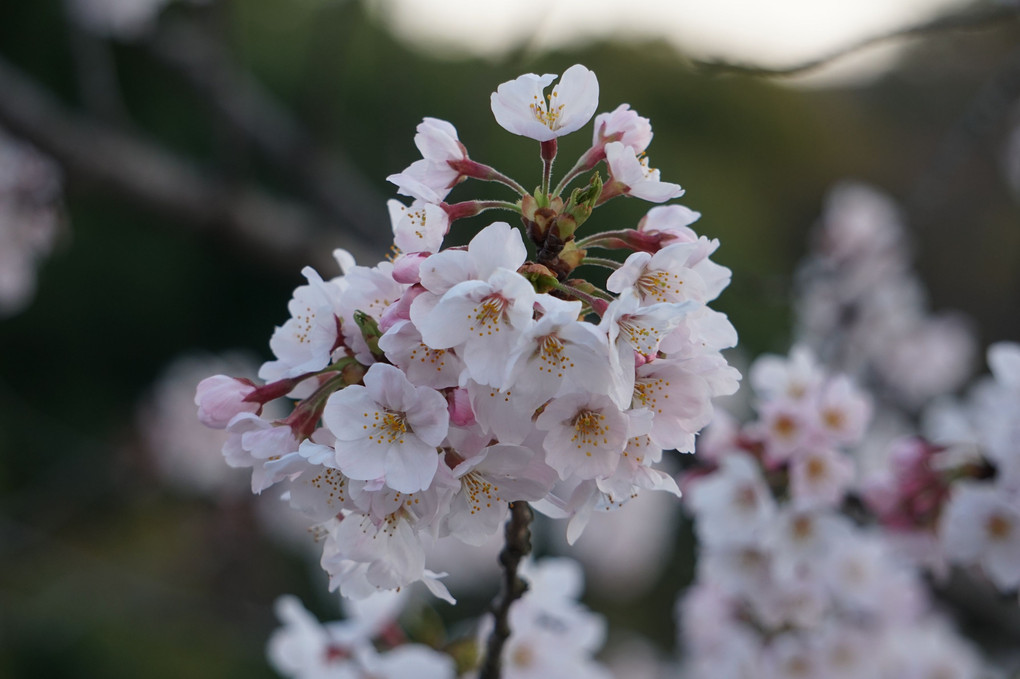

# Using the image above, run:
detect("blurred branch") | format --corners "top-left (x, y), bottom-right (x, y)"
top-left (0, 55), bottom-right (381, 270)
top-left (66, 20), bottom-right (132, 125)
top-left (692, 4), bottom-right (1018, 78)
top-left (145, 20), bottom-right (389, 247)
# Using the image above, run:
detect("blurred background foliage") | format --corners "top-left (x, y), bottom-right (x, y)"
top-left (1, 0), bottom-right (1019, 676)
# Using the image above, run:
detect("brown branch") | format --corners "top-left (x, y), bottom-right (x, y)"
top-left (692, 4), bottom-right (1018, 79)
top-left (0, 55), bottom-right (381, 271)
top-left (145, 20), bottom-right (389, 248)
top-left (479, 501), bottom-right (533, 679)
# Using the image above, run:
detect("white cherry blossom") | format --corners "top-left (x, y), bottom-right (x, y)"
top-left (416, 268), bottom-right (537, 387)
top-left (490, 64), bottom-right (599, 142)
top-left (443, 443), bottom-right (557, 545)
top-left (260, 266), bottom-right (343, 382)
top-left (322, 363), bottom-right (449, 493)
top-left (535, 393), bottom-right (631, 480)
top-left (387, 199), bottom-right (449, 254)
top-left (940, 483), bottom-right (1020, 590)
top-left (502, 296), bottom-right (613, 409)
top-left (604, 141), bottom-right (684, 202)
top-left (592, 103), bottom-right (652, 152)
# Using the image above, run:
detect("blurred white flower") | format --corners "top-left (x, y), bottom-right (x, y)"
top-left (139, 352), bottom-right (264, 495)
top-left (0, 127), bottom-right (62, 318)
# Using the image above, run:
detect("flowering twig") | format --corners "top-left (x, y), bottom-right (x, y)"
top-left (145, 20), bottom-right (389, 245)
top-left (479, 501), bottom-right (533, 679)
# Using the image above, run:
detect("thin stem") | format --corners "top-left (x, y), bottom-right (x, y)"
top-left (477, 200), bottom-right (522, 213)
top-left (444, 199), bottom-right (522, 221)
top-left (540, 139), bottom-right (557, 197)
top-left (485, 169), bottom-right (529, 197)
top-left (551, 281), bottom-right (612, 313)
top-left (574, 229), bottom-right (633, 249)
top-left (578, 256), bottom-right (621, 271)
top-left (551, 155), bottom-right (588, 198)
top-left (450, 159), bottom-right (529, 196)
top-left (551, 146), bottom-right (603, 198)
top-left (479, 502), bottom-right (533, 679)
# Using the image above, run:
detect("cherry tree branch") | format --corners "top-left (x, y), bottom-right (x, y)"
top-left (0, 55), bottom-right (381, 271)
top-left (478, 501), bottom-right (533, 679)
top-left (692, 4), bottom-right (1018, 79)
top-left (144, 21), bottom-right (390, 247)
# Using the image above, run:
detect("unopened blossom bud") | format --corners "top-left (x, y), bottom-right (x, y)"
top-left (556, 242), bottom-right (587, 272)
top-left (521, 193), bottom-right (563, 246)
top-left (378, 284), bottom-right (424, 332)
top-left (353, 311), bottom-right (385, 362)
top-left (391, 252), bottom-right (428, 285)
top-left (558, 173), bottom-right (603, 238)
top-left (517, 262), bottom-right (560, 293)
top-left (195, 375), bottom-right (259, 429)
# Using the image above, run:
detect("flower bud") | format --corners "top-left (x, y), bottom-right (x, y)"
top-left (195, 375), bottom-right (259, 429)
top-left (391, 252), bottom-right (428, 285)
top-left (518, 262), bottom-right (560, 293)
top-left (353, 311), bottom-right (385, 362)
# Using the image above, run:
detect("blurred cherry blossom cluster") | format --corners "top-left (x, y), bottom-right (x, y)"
top-left (267, 588), bottom-right (456, 679)
top-left (195, 63), bottom-right (738, 603)
top-left (858, 342), bottom-right (1020, 595)
top-left (679, 349), bottom-right (984, 679)
top-left (793, 182), bottom-right (974, 408)
top-left (0, 126), bottom-right (62, 318)
top-left (267, 558), bottom-right (609, 679)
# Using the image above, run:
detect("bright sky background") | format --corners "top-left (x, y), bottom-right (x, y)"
top-left (367, 0), bottom-right (974, 84)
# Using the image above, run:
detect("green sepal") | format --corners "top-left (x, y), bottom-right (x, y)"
top-left (353, 310), bottom-right (385, 362)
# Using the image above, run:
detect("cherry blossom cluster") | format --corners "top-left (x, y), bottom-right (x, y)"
top-left (0, 126), bottom-right (62, 318)
top-left (195, 64), bottom-right (739, 601)
top-left (680, 349), bottom-right (983, 679)
top-left (266, 558), bottom-right (608, 679)
top-left (862, 342), bottom-right (1020, 594)
top-left (793, 182), bottom-right (974, 408)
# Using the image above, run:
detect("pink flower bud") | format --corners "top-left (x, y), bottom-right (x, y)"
top-left (392, 252), bottom-right (428, 285)
top-left (195, 375), bottom-right (259, 429)
top-left (378, 285), bottom-right (425, 333)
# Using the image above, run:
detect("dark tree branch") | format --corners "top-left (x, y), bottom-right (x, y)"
top-left (479, 501), bottom-right (533, 679)
top-left (692, 4), bottom-right (1018, 79)
top-left (145, 20), bottom-right (389, 248)
top-left (0, 55), bottom-right (380, 271)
